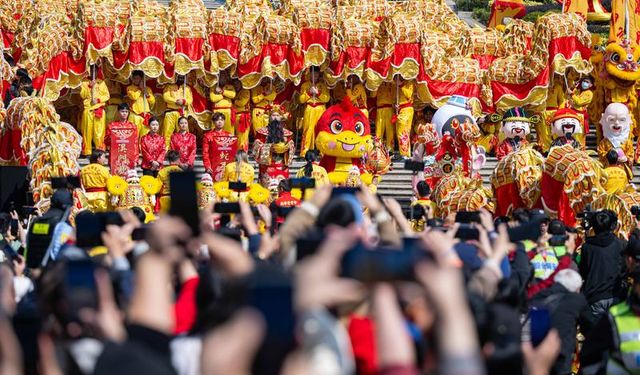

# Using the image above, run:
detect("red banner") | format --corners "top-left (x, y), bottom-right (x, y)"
top-left (107, 122), bottom-right (139, 177)
top-left (210, 135), bottom-right (238, 182)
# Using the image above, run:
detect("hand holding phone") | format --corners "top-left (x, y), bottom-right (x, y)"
top-left (169, 171), bottom-right (200, 236)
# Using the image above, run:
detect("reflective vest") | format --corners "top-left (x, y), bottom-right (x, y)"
top-left (531, 249), bottom-right (559, 280)
top-left (608, 302), bottom-right (640, 374)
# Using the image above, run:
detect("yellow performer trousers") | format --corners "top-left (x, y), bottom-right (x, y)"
top-left (376, 107), bottom-right (394, 149)
top-left (301, 104), bottom-right (326, 156)
top-left (237, 130), bottom-right (250, 152)
top-left (80, 107), bottom-right (107, 155)
top-left (162, 111), bottom-right (181, 147)
top-left (538, 111), bottom-right (554, 152)
top-left (376, 106), bottom-right (413, 157)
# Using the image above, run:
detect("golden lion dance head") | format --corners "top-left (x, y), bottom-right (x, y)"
top-left (604, 39), bottom-right (640, 84)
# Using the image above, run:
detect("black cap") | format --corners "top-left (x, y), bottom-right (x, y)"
top-left (548, 220), bottom-right (566, 235)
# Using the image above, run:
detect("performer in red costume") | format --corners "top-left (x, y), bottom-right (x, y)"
top-left (202, 112), bottom-right (238, 181)
top-left (495, 107), bottom-right (532, 161)
top-left (105, 103), bottom-right (139, 177)
top-left (140, 116), bottom-right (166, 177)
top-left (170, 116), bottom-right (197, 170)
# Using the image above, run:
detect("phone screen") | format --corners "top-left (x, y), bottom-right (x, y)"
top-left (455, 211), bottom-right (481, 224)
top-left (529, 307), bottom-right (551, 347)
top-left (331, 187), bottom-right (358, 198)
top-left (64, 260), bottom-right (98, 323)
top-left (169, 171), bottom-right (200, 236)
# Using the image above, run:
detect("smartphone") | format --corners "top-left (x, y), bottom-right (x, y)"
top-left (229, 181), bottom-right (247, 192)
top-left (432, 225), bottom-right (480, 241)
top-left (169, 171), bottom-right (200, 236)
top-left (289, 178), bottom-right (315, 190)
top-left (63, 260), bottom-right (98, 324)
top-left (341, 243), bottom-right (423, 282)
top-left (75, 211), bottom-right (124, 248)
top-left (214, 202), bottom-right (241, 214)
top-left (404, 160), bottom-right (425, 172)
top-left (331, 187), bottom-right (358, 198)
top-left (529, 307), bottom-right (551, 347)
top-left (131, 225), bottom-right (149, 241)
top-left (248, 266), bottom-right (296, 375)
top-left (455, 211), bottom-right (481, 224)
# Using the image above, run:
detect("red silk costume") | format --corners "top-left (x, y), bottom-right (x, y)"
top-left (202, 129), bottom-right (238, 181)
top-left (105, 121), bottom-right (139, 177)
top-left (170, 132), bottom-right (197, 168)
top-left (140, 133), bottom-right (166, 170)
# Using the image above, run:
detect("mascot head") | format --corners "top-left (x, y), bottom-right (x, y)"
top-left (604, 39), bottom-right (640, 85)
top-left (315, 97), bottom-right (371, 159)
top-left (431, 96), bottom-right (476, 138)
top-left (551, 108), bottom-right (582, 138)
top-left (501, 107), bottom-right (531, 140)
top-left (600, 102), bottom-right (631, 147)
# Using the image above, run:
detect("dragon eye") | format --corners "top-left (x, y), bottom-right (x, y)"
top-left (330, 120), bottom-right (343, 134)
top-left (354, 122), bottom-right (364, 136)
top-left (611, 53), bottom-right (621, 62)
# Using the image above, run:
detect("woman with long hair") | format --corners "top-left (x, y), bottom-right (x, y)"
top-left (223, 149), bottom-right (254, 185)
top-left (295, 150), bottom-right (329, 186)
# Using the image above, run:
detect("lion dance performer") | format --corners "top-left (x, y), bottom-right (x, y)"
top-left (209, 74), bottom-right (236, 134)
top-left (126, 70), bottom-right (155, 138)
top-left (79, 65), bottom-right (110, 156)
top-left (251, 78), bottom-right (277, 133)
top-left (233, 82), bottom-right (252, 151)
top-left (299, 66), bottom-right (330, 156)
top-left (80, 150), bottom-right (111, 212)
top-left (162, 75), bottom-right (193, 147)
top-left (374, 77), bottom-right (415, 158)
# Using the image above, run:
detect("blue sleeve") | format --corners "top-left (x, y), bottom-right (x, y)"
top-left (248, 233), bottom-right (262, 256)
top-left (500, 256), bottom-right (511, 279)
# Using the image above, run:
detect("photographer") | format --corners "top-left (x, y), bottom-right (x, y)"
top-left (579, 209), bottom-right (626, 334)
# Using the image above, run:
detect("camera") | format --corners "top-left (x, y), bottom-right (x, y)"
top-left (577, 204), bottom-right (595, 230)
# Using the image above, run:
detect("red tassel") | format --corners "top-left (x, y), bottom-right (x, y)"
top-left (391, 114), bottom-right (398, 124)
top-left (142, 112), bottom-right (152, 127)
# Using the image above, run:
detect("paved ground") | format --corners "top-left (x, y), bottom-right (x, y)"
top-left (444, 0), bottom-right (485, 27)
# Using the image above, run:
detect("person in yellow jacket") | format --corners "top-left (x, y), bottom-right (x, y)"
top-left (80, 150), bottom-right (111, 211)
top-left (156, 150), bottom-right (183, 213)
top-left (346, 75), bottom-right (369, 119)
top-left (373, 77), bottom-right (415, 158)
top-left (233, 81), bottom-right (252, 151)
top-left (222, 150), bottom-right (255, 202)
top-left (295, 150), bottom-right (329, 185)
top-left (298, 67), bottom-right (330, 156)
top-left (161, 75), bottom-right (194, 147)
top-left (603, 149), bottom-right (631, 194)
top-left (210, 75), bottom-right (236, 133)
top-left (79, 65), bottom-right (110, 156)
top-left (126, 70), bottom-right (155, 138)
top-left (541, 73), bottom-right (574, 152)
top-left (571, 76), bottom-right (594, 147)
top-left (251, 79), bottom-right (277, 133)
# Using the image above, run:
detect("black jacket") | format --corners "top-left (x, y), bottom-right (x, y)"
top-left (531, 283), bottom-right (588, 375)
top-left (579, 232), bottom-right (626, 304)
